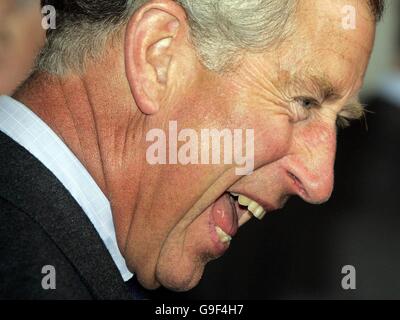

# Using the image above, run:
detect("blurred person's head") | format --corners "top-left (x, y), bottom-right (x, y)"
top-left (0, 0), bottom-right (45, 95)
top-left (20, 0), bottom-right (383, 291)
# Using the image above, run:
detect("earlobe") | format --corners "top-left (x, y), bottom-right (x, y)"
top-left (124, 4), bottom-right (181, 115)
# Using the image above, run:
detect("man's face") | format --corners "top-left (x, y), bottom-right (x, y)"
top-left (123, 0), bottom-right (376, 290)
top-left (0, 0), bottom-right (45, 94)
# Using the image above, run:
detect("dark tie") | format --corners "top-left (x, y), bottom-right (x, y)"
top-left (125, 276), bottom-right (151, 300)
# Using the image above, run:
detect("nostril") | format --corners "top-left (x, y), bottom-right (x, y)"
top-left (287, 171), bottom-right (308, 198)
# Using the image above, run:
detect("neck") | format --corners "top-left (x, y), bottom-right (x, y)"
top-left (13, 65), bottom-right (144, 249)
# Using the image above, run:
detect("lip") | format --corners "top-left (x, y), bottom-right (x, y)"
top-left (208, 193), bottom-right (239, 255)
top-left (211, 193), bottom-right (239, 236)
top-left (205, 191), bottom-right (278, 257)
top-left (208, 219), bottom-right (231, 256)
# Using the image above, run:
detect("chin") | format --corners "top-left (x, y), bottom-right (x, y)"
top-left (155, 259), bottom-right (207, 292)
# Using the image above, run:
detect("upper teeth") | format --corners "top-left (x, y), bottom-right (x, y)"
top-left (215, 226), bottom-right (232, 243)
top-left (232, 193), bottom-right (266, 220)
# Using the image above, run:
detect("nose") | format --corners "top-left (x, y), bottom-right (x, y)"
top-left (285, 124), bottom-right (337, 204)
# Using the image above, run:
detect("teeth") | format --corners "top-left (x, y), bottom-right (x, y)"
top-left (252, 204), bottom-right (266, 220)
top-left (238, 195), bottom-right (251, 206)
top-left (238, 211), bottom-right (253, 226)
top-left (247, 200), bottom-right (266, 220)
top-left (215, 226), bottom-right (232, 243)
top-left (232, 193), bottom-right (267, 220)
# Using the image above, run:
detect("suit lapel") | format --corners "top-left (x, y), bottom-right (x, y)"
top-left (0, 132), bottom-right (132, 300)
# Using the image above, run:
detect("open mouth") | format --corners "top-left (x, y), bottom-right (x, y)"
top-left (210, 192), bottom-right (268, 246)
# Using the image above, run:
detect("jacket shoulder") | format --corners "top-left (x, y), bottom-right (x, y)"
top-left (0, 197), bottom-right (93, 300)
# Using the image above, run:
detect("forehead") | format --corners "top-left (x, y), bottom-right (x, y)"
top-left (294, 0), bottom-right (376, 48)
top-left (275, 0), bottom-right (376, 97)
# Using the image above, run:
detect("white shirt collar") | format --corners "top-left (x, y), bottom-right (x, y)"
top-left (0, 96), bottom-right (133, 281)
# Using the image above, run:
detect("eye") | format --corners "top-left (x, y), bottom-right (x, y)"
top-left (294, 96), bottom-right (320, 110)
top-left (289, 96), bottom-right (321, 122)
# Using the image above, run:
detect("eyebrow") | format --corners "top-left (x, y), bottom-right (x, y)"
top-left (299, 73), bottom-right (343, 102)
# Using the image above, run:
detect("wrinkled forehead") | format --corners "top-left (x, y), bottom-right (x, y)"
top-left (295, 0), bottom-right (378, 24)
top-left (292, 0), bottom-right (376, 50)
top-left (275, 0), bottom-right (376, 97)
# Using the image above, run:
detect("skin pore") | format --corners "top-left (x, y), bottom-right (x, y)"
top-left (15, 0), bottom-right (376, 291)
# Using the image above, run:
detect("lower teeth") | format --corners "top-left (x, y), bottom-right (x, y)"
top-left (215, 226), bottom-right (232, 243)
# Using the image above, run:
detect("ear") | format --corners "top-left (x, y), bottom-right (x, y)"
top-left (125, 0), bottom-right (187, 115)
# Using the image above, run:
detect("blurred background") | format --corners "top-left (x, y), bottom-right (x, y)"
top-left (1, 0), bottom-right (400, 300)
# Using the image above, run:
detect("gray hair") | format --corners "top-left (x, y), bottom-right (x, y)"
top-left (175, 0), bottom-right (296, 70)
top-left (36, 0), bottom-right (296, 75)
top-left (37, 0), bottom-right (384, 75)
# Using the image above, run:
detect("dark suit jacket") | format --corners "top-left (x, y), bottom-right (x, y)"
top-left (0, 131), bottom-right (133, 300)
